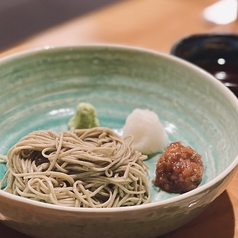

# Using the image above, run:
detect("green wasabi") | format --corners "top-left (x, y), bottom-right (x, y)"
top-left (68, 102), bottom-right (100, 129)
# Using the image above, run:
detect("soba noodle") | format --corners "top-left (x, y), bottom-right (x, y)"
top-left (0, 127), bottom-right (150, 208)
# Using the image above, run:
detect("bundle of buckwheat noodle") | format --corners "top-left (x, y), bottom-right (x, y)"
top-left (0, 127), bottom-right (150, 208)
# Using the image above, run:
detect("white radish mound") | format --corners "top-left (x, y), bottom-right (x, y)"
top-left (123, 109), bottom-right (168, 155)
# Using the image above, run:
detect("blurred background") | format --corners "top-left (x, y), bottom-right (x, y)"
top-left (0, 0), bottom-right (120, 51)
top-left (1, 0), bottom-right (238, 54)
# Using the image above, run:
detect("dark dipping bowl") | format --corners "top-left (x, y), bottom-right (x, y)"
top-left (170, 33), bottom-right (238, 97)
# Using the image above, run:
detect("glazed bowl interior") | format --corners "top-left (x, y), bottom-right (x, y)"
top-left (0, 45), bottom-right (238, 238)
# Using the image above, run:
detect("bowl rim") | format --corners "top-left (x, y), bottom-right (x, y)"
top-left (170, 32), bottom-right (238, 55)
top-left (0, 44), bottom-right (238, 213)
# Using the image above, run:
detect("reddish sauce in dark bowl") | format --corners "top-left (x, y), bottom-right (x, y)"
top-left (171, 34), bottom-right (238, 97)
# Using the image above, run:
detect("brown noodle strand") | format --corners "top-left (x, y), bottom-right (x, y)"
top-left (1, 127), bottom-right (150, 208)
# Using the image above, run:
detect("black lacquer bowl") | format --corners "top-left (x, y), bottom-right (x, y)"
top-left (171, 33), bottom-right (238, 97)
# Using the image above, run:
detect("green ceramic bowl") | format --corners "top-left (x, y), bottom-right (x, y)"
top-left (0, 45), bottom-right (238, 238)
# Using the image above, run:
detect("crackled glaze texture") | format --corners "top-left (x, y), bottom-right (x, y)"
top-left (0, 46), bottom-right (238, 238)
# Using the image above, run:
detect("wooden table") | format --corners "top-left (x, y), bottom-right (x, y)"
top-left (1, 0), bottom-right (238, 237)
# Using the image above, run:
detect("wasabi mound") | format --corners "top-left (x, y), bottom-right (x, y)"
top-left (69, 102), bottom-right (99, 129)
